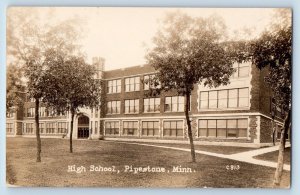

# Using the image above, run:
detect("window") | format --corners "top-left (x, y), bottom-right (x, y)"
top-left (125, 99), bottom-right (139, 114)
top-left (165, 96), bottom-right (184, 112)
top-left (25, 123), bottom-right (34, 134)
top-left (200, 88), bottom-right (249, 109)
top-left (238, 88), bottom-right (249, 107)
top-left (142, 121), bottom-right (159, 136)
top-left (163, 120), bottom-right (183, 137)
top-left (198, 119), bottom-right (248, 138)
top-left (218, 90), bottom-right (228, 108)
top-left (6, 112), bottom-right (13, 118)
top-left (39, 123), bottom-right (44, 134)
top-left (144, 98), bottom-right (160, 113)
top-left (39, 107), bottom-right (46, 117)
top-left (26, 108), bottom-right (35, 117)
top-left (46, 123), bottom-right (55, 134)
top-left (233, 63), bottom-right (249, 78)
top-left (208, 91), bottom-right (218, 108)
top-left (107, 101), bottom-right (121, 114)
top-left (6, 123), bottom-right (13, 133)
top-left (91, 122), bottom-right (93, 134)
top-left (58, 122), bottom-right (67, 134)
top-left (200, 92), bottom-right (208, 109)
top-left (125, 76), bottom-right (140, 92)
top-left (95, 121), bottom-right (98, 134)
top-left (144, 74), bottom-right (160, 90)
top-left (105, 121), bottom-right (120, 135)
top-left (228, 89), bottom-right (238, 108)
top-left (107, 79), bottom-right (121, 93)
top-left (123, 121), bottom-right (138, 136)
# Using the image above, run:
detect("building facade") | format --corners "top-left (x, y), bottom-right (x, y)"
top-left (6, 59), bottom-right (285, 147)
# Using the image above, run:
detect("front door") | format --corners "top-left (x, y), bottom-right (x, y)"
top-left (77, 115), bottom-right (89, 139)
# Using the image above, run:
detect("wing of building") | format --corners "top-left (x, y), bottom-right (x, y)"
top-left (6, 59), bottom-right (287, 147)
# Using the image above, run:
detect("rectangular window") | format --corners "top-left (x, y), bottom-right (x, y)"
top-left (200, 88), bottom-right (249, 109)
top-left (6, 123), bottom-right (13, 133)
top-left (218, 90), bottom-right (228, 108)
top-left (105, 121), bottom-right (120, 135)
top-left (144, 98), bottom-right (160, 113)
top-left (27, 108), bottom-right (35, 117)
top-left (107, 79), bottom-right (121, 93)
top-left (57, 122), bottom-right (67, 134)
top-left (123, 121), bottom-right (138, 136)
top-left (198, 119), bottom-right (248, 138)
top-left (233, 63), bottom-right (249, 78)
top-left (217, 120), bottom-right (227, 137)
top-left (165, 96), bottom-right (184, 112)
top-left (238, 88), bottom-right (249, 107)
top-left (39, 123), bottom-right (44, 134)
top-left (237, 119), bottom-right (248, 137)
top-left (6, 112), bottom-right (14, 118)
top-left (125, 99), bottom-right (139, 114)
top-left (46, 122), bottom-right (56, 134)
top-left (207, 120), bottom-right (217, 137)
top-left (142, 121), bottom-right (159, 136)
top-left (227, 119), bottom-right (237, 137)
top-left (200, 92), bottom-right (208, 109)
top-left (228, 89), bottom-right (238, 108)
top-left (25, 123), bottom-right (34, 134)
top-left (125, 76), bottom-right (140, 92)
top-left (144, 74), bottom-right (161, 90)
top-left (95, 121), bottom-right (98, 134)
top-left (208, 91), bottom-right (218, 108)
top-left (91, 122), bottom-right (93, 134)
top-left (107, 101), bottom-right (121, 114)
top-left (163, 120), bottom-right (183, 137)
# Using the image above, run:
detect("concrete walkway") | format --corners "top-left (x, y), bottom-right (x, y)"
top-left (113, 141), bottom-right (291, 171)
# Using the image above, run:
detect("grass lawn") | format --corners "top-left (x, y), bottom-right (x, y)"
top-left (253, 147), bottom-right (291, 165)
top-left (6, 137), bottom-right (290, 188)
top-left (128, 141), bottom-right (255, 155)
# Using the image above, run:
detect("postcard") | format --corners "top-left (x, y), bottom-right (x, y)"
top-left (6, 7), bottom-right (291, 188)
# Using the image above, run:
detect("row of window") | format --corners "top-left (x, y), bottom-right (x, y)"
top-left (107, 88), bottom-right (249, 114)
top-left (25, 107), bottom-right (66, 118)
top-left (200, 88), bottom-right (249, 109)
top-left (22, 122), bottom-right (68, 134)
top-left (107, 96), bottom-right (185, 114)
top-left (107, 74), bottom-right (161, 94)
top-left (107, 63), bottom-right (249, 94)
top-left (104, 119), bottom-right (248, 138)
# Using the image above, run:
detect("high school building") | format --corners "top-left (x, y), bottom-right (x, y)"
top-left (6, 57), bottom-right (285, 147)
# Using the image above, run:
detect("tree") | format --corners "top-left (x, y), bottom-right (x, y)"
top-left (146, 12), bottom-right (235, 162)
top-left (7, 7), bottom-right (83, 162)
top-left (6, 64), bottom-right (24, 114)
top-left (249, 9), bottom-right (291, 186)
top-left (42, 55), bottom-right (101, 153)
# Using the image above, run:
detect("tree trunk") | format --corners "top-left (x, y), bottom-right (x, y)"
top-left (70, 109), bottom-right (75, 153)
top-left (185, 91), bottom-right (196, 162)
top-left (35, 98), bottom-right (41, 162)
top-left (273, 109), bottom-right (291, 187)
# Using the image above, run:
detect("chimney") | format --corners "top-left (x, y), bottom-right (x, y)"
top-left (92, 57), bottom-right (105, 79)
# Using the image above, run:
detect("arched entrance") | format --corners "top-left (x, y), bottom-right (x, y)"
top-left (77, 115), bottom-right (89, 139)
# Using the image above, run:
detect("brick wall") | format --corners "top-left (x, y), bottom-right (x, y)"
top-left (260, 116), bottom-right (273, 143)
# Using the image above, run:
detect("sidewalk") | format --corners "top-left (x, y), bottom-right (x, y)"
top-left (113, 141), bottom-right (291, 171)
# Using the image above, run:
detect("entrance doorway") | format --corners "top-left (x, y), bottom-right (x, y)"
top-left (78, 115), bottom-right (89, 139)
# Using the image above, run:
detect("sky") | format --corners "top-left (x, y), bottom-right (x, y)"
top-left (9, 7), bottom-right (280, 70)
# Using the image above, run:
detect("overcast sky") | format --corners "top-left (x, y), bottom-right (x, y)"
top-left (10, 7), bottom-right (279, 70)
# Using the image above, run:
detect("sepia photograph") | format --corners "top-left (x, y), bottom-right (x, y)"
top-left (6, 7), bottom-right (292, 188)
